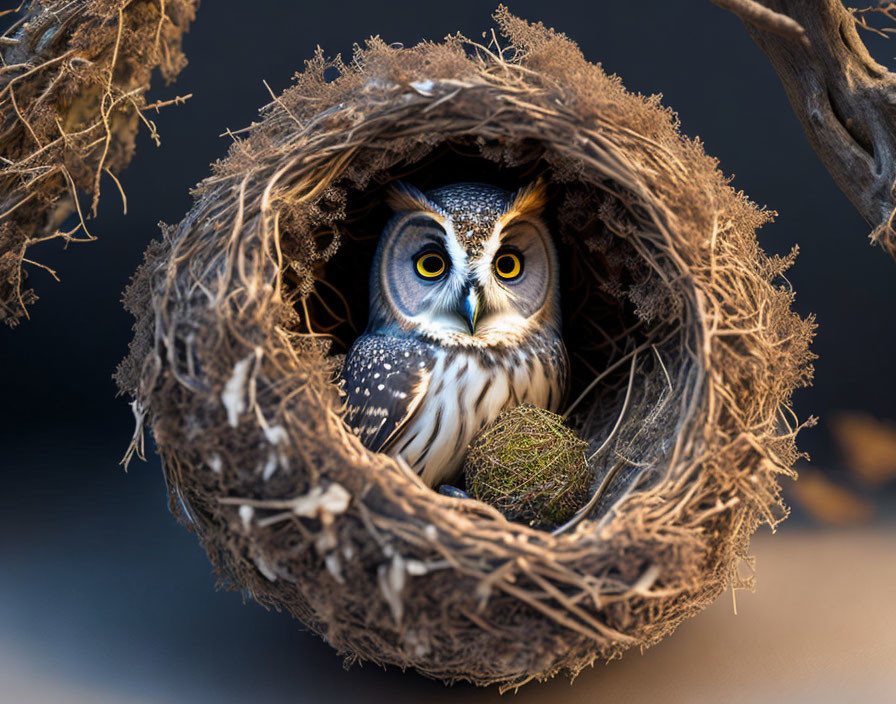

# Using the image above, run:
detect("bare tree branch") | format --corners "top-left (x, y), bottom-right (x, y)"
top-left (712, 0), bottom-right (896, 260)
top-left (709, 0), bottom-right (808, 44)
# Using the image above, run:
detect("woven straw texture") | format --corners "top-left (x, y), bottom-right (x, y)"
top-left (117, 9), bottom-right (814, 689)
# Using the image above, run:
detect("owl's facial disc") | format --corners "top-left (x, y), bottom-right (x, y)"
top-left (375, 181), bottom-right (559, 346)
top-left (424, 214), bottom-right (556, 344)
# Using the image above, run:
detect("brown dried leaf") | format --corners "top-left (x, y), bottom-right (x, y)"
top-left (831, 412), bottom-right (896, 485)
top-left (790, 470), bottom-right (875, 526)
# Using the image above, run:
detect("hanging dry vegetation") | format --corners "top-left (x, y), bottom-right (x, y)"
top-left (0, 0), bottom-right (198, 326)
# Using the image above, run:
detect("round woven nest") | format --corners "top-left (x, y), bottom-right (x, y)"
top-left (117, 10), bottom-right (814, 689)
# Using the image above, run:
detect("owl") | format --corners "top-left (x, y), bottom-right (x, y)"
top-left (340, 181), bottom-right (568, 488)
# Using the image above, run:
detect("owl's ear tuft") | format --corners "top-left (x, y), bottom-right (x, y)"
top-left (386, 182), bottom-right (435, 214)
top-left (507, 178), bottom-right (548, 220)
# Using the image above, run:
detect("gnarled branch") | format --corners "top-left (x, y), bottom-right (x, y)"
top-left (711, 0), bottom-right (896, 260)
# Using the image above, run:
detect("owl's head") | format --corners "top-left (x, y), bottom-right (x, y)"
top-left (367, 181), bottom-right (561, 348)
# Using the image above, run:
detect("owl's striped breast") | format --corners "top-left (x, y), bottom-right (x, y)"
top-left (395, 337), bottom-right (567, 487)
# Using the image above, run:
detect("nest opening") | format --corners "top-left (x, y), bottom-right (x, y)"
top-left (290, 140), bottom-right (675, 518)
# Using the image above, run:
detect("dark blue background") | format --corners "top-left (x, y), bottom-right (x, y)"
top-left (1, 2), bottom-right (894, 701)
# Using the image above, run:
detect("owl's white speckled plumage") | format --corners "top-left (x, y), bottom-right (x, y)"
top-left (340, 181), bottom-right (568, 487)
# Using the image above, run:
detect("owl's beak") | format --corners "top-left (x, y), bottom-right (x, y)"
top-left (459, 285), bottom-right (481, 334)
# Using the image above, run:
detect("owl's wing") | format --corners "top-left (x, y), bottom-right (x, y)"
top-left (340, 334), bottom-right (436, 454)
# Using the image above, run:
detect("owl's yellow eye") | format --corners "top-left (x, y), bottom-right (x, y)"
top-left (415, 251), bottom-right (447, 279)
top-left (494, 251), bottom-right (523, 280)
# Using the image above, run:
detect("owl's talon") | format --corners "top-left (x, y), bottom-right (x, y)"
top-left (438, 485), bottom-right (470, 499)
